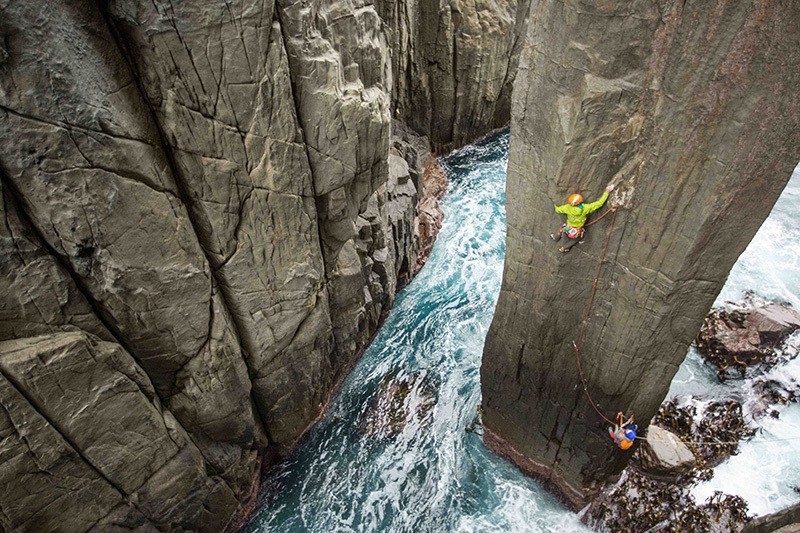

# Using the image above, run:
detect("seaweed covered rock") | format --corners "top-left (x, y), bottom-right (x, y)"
top-left (696, 303), bottom-right (800, 380)
top-left (587, 470), bottom-right (750, 533)
top-left (360, 370), bottom-right (437, 438)
top-left (655, 400), bottom-right (755, 480)
top-left (636, 426), bottom-right (696, 481)
top-left (750, 379), bottom-right (800, 419)
top-left (589, 399), bottom-right (757, 532)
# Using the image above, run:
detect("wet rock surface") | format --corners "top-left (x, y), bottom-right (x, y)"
top-left (360, 369), bottom-right (437, 438)
top-left (481, 0), bottom-right (800, 508)
top-left (588, 398), bottom-right (757, 532)
top-left (636, 425), bottom-right (696, 481)
top-left (697, 301), bottom-right (800, 380)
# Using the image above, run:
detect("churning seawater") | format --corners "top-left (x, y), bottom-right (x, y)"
top-left (242, 132), bottom-right (800, 532)
top-left (670, 164), bottom-right (800, 517)
top-left (242, 130), bottom-right (590, 532)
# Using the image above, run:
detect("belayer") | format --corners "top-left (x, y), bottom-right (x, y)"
top-left (551, 184), bottom-right (615, 252)
top-left (609, 412), bottom-right (637, 450)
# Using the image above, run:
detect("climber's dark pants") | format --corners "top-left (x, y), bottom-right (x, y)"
top-left (560, 236), bottom-right (582, 251)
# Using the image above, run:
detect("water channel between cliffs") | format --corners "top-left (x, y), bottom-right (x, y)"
top-left (242, 131), bottom-right (800, 532)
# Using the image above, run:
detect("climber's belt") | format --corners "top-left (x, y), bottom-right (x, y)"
top-left (562, 224), bottom-right (585, 239)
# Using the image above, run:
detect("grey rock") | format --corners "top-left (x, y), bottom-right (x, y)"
top-left (0, 370), bottom-right (123, 532)
top-left (746, 304), bottom-right (800, 345)
top-left (0, 0), bottom-right (457, 529)
top-left (481, 0), bottom-right (800, 509)
top-left (636, 426), bottom-right (695, 481)
top-left (276, 0), bottom-right (425, 387)
top-left (0, 333), bottom-right (178, 493)
top-left (105, 2), bottom-right (335, 446)
top-left (744, 501), bottom-right (800, 533)
top-left (376, 0), bottom-right (532, 151)
top-left (88, 504), bottom-right (159, 533)
top-left (0, 332), bottom-right (240, 533)
top-left (0, 180), bottom-right (113, 342)
top-left (0, 1), bottom-right (260, 448)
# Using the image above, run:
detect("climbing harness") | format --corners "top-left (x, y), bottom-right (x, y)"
top-left (561, 224), bottom-right (585, 240)
top-left (557, 204), bottom-right (615, 241)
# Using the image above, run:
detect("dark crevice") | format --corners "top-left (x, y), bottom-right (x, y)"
top-left (514, 342), bottom-right (525, 380)
top-left (96, 2), bottom-right (274, 441)
top-left (0, 104), bottom-right (152, 145)
top-left (1, 186), bottom-right (28, 268)
top-left (450, 6), bottom-right (460, 147)
top-left (0, 170), bottom-right (139, 378)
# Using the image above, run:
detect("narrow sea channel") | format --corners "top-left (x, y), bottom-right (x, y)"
top-left (242, 132), bottom-right (800, 532)
top-left (242, 130), bottom-right (591, 532)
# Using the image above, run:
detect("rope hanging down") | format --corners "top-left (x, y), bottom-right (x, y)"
top-left (573, 205), bottom-right (620, 426)
top-left (571, 205), bottom-right (800, 449)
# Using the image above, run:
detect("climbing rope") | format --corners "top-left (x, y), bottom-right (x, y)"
top-left (636, 434), bottom-right (800, 445)
top-left (585, 205), bottom-right (617, 227)
top-left (573, 205), bottom-right (620, 426)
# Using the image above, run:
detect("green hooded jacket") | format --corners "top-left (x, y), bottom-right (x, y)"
top-left (554, 191), bottom-right (609, 228)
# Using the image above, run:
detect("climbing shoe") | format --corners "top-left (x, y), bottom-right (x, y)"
top-left (558, 247), bottom-right (569, 253)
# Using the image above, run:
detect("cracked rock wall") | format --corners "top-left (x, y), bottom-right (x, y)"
top-left (0, 0), bottom-right (442, 530)
top-left (481, 0), bottom-right (800, 509)
top-left (375, 0), bottom-right (532, 152)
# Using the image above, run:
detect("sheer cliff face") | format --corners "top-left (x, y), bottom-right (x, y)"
top-left (375, 0), bottom-right (532, 152)
top-left (0, 0), bottom-right (425, 530)
top-left (481, 0), bottom-right (800, 509)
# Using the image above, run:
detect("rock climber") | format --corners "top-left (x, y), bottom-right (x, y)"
top-left (609, 412), bottom-right (637, 450)
top-left (550, 184), bottom-right (615, 253)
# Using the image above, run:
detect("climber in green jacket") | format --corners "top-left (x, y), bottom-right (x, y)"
top-left (550, 184), bottom-right (615, 253)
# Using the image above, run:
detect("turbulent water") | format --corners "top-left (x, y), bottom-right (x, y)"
top-left (669, 164), bottom-right (800, 517)
top-left (242, 131), bottom-right (590, 532)
top-left (242, 133), bottom-right (800, 532)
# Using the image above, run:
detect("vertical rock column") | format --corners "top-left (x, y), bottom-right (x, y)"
top-left (375, 0), bottom-right (532, 151)
top-left (276, 0), bottom-right (405, 377)
top-left (105, 0), bottom-right (334, 448)
top-left (481, 0), bottom-right (800, 508)
top-left (0, 0), bottom-right (260, 504)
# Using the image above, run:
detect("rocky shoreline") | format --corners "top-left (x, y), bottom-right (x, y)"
top-left (587, 298), bottom-right (800, 533)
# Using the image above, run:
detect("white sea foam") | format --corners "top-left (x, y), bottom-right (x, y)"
top-left (677, 163), bottom-right (800, 517)
top-left (243, 141), bottom-right (800, 532)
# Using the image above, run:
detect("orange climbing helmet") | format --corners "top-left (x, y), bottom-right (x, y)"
top-left (568, 193), bottom-right (583, 206)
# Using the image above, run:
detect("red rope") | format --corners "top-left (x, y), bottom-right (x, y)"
top-left (573, 206), bottom-right (619, 426)
top-left (585, 205), bottom-right (616, 227)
